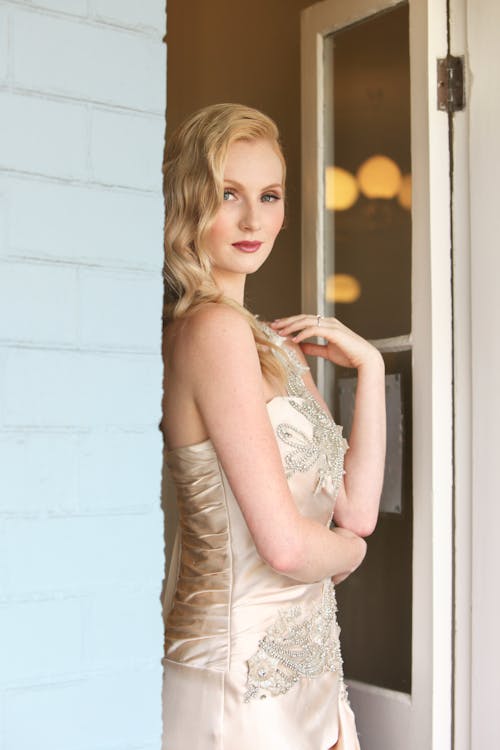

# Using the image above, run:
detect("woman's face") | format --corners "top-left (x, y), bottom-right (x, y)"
top-left (204, 138), bottom-right (285, 292)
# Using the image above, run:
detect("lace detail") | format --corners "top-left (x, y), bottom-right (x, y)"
top-left (257, 321), bottom-right (348, 497)
top-left (243, 580), bottom-right (347, 702)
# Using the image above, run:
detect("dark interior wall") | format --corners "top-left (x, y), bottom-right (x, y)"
top-left (165, 0), bottom-right (314, 319)
top-left (164, 2), bottom-right (412, 695)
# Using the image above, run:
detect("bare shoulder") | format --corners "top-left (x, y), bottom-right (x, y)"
top-left (185, 304), bottom-right (256, 363)
top-left (187, 302), bottom-right (253, 340)
top-left (162, 304), bottom-right (261, 447)
top-left (166, 304), bottom-right (261, 399)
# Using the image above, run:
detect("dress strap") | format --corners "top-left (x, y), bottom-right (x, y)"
top-left (255, 317), bottom-right (349, 499)
top-left (254, 319), bottom-right (310, 398)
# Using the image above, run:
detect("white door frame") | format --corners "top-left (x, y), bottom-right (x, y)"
top-left (448, 0), bottom-right (472, 747)
top-left (301, 1), bottom-right (455, 747)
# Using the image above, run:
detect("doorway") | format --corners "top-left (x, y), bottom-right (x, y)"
top-left (301, 0), bottom-right (455, 747)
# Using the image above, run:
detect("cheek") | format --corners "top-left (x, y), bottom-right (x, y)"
top-left (206, 212), bottom-right (230, 247)
top-left (268, 204), bottom-right (285, 236)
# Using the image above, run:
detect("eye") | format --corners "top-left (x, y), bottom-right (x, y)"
top-left (261, 193), bottom-right (281, 203)
top-left (223, 189), bottom-right (236, 201)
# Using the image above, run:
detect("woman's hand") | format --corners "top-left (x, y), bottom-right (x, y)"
top-left (272, 313), bottom-right (386, 539)
top-left (270, 314), bottom-right (382, 370)
top-left (330, 527), bottom-right (367, 585)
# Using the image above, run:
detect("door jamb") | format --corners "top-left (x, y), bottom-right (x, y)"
top-left (300, 1), bottom-right (455, 747)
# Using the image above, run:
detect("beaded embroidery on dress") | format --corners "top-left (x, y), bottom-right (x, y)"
top-left (242, 320), bottom-right (350, 706)
top-left (256, 320), bottom-right (349, 498)
top-left (162, 316), bottom-right (360, 749)
top-left (243, 578), bottom-right (348, 703)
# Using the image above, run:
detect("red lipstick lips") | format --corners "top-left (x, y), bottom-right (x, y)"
top-left (232, 241), bottom-right (262, 253)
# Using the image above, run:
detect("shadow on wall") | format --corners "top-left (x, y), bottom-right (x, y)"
top-left (161, 0), bottom-right (317, 587)
top-left (165, 0), bottom-right (319, 320)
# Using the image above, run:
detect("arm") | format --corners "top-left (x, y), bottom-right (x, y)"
top-left (177, 304), bottom-right (366, 583)
top-left (270, 315), bottom-right (386, 537)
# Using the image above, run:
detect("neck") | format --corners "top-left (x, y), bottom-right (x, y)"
top-left (212, 271), bottom-right (246, 306)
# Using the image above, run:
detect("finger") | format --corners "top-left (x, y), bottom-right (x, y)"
top-left (272, 314), bottom-right (334, 329)
top-left (300, 342), bottom-right (329, 358)
top-left (291, 325), bottom-right (334, 343)
top-left (276, 318), bottom-right (335, 337)
top-left (271, 314), bottom-right (311, 329)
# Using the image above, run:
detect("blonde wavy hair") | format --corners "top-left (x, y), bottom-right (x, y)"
top-left (163, 103), bottom-right (288, 387)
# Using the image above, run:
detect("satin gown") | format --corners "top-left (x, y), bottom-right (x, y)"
top-left (161, 321), bottom-right (361, 750)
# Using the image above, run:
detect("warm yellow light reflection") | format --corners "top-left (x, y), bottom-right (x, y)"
top-left (397, 173), bottom-right (412, 210)
top-left (325, 274), bottom-right (362, 304)
top-left (357, 155), bottom-right (402, 199)
top-left (325, 166), bottom-right (359, 211)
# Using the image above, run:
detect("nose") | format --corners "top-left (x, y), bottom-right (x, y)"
top-left (239, 201), bottom-right (261, 232)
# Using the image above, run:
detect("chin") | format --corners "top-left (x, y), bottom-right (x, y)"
top-left (239, 250), bottom-right (272, 273)
top-left (212, 249), bottom-right (272, 280)
top-left (243, 257), bottom-right (267, 273)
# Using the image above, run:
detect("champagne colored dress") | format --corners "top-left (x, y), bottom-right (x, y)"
top-left (161, 322), bottom-right (361, 749)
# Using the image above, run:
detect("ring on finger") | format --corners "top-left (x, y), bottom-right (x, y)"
top-left (316, 314), bottom-right (322, 326)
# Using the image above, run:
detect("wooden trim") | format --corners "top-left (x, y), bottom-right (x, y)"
top-left (369, 334), bottom-right (413, 352)
top-left (301, 1), bottom-right (455, 747)
top-left (449, 0), bottom-right (472, 746)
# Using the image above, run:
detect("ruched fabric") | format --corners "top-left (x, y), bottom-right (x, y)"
top-left (162, 323), bottom-right (361, 749)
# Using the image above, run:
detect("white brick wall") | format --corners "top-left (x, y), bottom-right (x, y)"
top-left (0, 261), bottom-right (78, 344)
top-left (90, 108), bottom-right (165, 189)
top-left (4, 667), bottom-right (160, 750)
top-left (29, 0), bottom-right (88, 17)
top-left (0, 1), bottom-right (166, 748)
top-left (0, 8), bottom-right (8, 81)
top-left (93, 0), bottom-right (167, 33)
top-left (13, 10), bottom-right (165, 111)
top-left (0, 91), bottom-right (88, 178)
top-left (0, 177), bottom-right (163, 269)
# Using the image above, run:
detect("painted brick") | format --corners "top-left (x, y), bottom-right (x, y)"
top-left (3, 665), bottom-right (162, 750)
top-left (90, 108), bottom-right (164, 190)
top-left (0, 189), bottom-right (7, 255)
top-left (0, 91), bottom-right (87, 180)
top-left (0, 176), bottom-right (164, 270)
top-left (0, 598), bottom-right (82, 684)
top-left (0, 698), bottom-right (4, 750)
top-left (0, 6), bottom-right (8, 83)
top-left (29, 0), bottom-right (88, 16)
top-left (0, 349), bottom-right (7, 425)
top-left (0, 432), bottom-right (78, 514)
top-left (13, 9), bottom-right (165, 113)
top-left (79, 268), bottom-right (162, 350)
top-left (0, 261), bottom-right (77, 344)
top-left (94, 0), bottom-right (166, 34)
top-left (78, 430), bottom-right (161, 512)
top-left (82, 590), bottom-right (162, 668)
top-left (1, 2), bottom-right (167, 744)
top-left (0, 510), bottom-right (164, 595)
top-left (4, 349), bottom-right (162, 427)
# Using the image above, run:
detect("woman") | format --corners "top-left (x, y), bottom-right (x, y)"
top-left (161, 103), bottom-right (386, 749)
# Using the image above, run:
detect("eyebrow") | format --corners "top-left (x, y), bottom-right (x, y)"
top-left (224, 179), bottom-right (283, 191)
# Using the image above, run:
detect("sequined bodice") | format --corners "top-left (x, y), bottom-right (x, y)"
top-left (164, 319), bottom-right (349, 705)
top-left (256, 320), bottom-right (348, 498)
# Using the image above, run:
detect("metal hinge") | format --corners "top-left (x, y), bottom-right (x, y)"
top-left (437, 54), bottom-right (465, 112)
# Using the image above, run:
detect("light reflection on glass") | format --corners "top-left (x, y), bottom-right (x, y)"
top-left (325, 166), bottom-right (359, 211)
top-left (325, 159), bottom-right (411, 213)
top-left (357, 155), bottom-right (402, 199)
top-left (325, 273), bottom-right (362, 303)
top-left (397, 173), bottom-right (412, 209)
